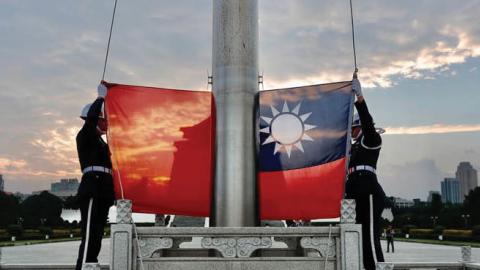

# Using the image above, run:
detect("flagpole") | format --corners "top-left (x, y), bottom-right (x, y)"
top-left (212, 0), bottom-right (258, 227)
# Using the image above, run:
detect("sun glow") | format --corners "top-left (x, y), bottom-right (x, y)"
top-left (260, 101), bottom-right (316, 157)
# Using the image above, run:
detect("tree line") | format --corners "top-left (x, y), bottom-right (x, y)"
top-left (387, 187), bottom-right (480, 232)
top-left (2, 186), bottom-right (480, 230)
top-left (0, 191), bottom-right (79, 228)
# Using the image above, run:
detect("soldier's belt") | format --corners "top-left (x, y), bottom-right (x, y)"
top-left (82, 166), bottom-right (112, 175)
top-left (348, 165), bottom-right (376, 174)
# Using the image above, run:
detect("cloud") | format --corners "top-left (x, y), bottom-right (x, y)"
top-left (108, 92), bottom-right (211, 161)
top-left (30, 125), bottom-right (80, 172)
top-left (385, 124), bottom-right (480, 135)
top-left (307, 130), bottom-right (346, 139)
top-left (0, 156), bottom-right (75, 178)
top-left (259, 0), bottom-right (480, 89)
top-left (0, 157), bottom-right (27, 171)
top-left (378, 159), bottom-right (444, 200)
top-left (1, 0), bottom-right (480, 193)
top-left (465, 148), bottom-right (476, 155)
top-left (0, 111), bottom-right (81, 193)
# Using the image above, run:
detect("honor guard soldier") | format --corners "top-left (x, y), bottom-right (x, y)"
top-left (345, 74), bottom-right (386, 270)
top-left (75, 83), bottom-right (115, 270)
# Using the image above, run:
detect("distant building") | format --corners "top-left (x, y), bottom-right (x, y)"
top-left (456, 162), bottom-right (478, 201)
top-left (427, 191), bottom-right (440, 202)
top-left (441, 178), bottom-right (461, 204)
top-left (0, 174), bottom-right (4, 192)
top-left (413, 198), bottom-right (423, 206)
top-left (50, 178), bottom-right (79, 198)
top-left (393, 197), bottom-right (414, 208)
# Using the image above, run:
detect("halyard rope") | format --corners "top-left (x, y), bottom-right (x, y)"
top-left (100, 1), bottom-right (145, 269)
top-left (101, 0), bottom-right (118, 81)
top-left (349, 0), bottom-right (358, 73)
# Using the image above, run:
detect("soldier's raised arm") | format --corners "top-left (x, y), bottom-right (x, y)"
top-left (352, 77), bottom-right (381, 149)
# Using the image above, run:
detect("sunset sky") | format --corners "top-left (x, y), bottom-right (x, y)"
top-left (0, 0), bottom-right (479, 200)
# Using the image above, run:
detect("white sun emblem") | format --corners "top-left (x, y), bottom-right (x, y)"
top-left (260, 101), bottom-right (316, 157)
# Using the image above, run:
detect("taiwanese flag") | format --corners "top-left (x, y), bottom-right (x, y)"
top-left (105, 81), bottom-right (352, 219)
top-left (104, 83), bottom-right (214, 216)
top-left (259, 82), bottom-right (353, 220)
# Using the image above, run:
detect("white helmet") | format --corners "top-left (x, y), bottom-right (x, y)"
top-left (351, 113), bottom-right (385, 134)
top-left (80, 103), bottom-right (104, 120)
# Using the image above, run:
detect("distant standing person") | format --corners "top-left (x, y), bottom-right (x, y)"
top-left (345, 73), bottom-right (386, 270)
top-left (75, 83), bottom-right (115, 270)
top-left (386, 226), bottom-right (395, 253)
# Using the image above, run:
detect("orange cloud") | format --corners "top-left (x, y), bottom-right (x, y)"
top-left (152, 176), bottom-right (170, 182)
top-left (108, 93), bottom-right (211, 162)
top-left (31, 126), bottom-right (80, 171)
top-left (0, 158), bottom-right (27, 170)
top-left (384, 124), bottom-right (480, 135)
top-left (264, 28), bottom-right (480, 90)
top-left (0, 156), bottom-right (77, 178)
top-left (307, 129), bottom-right (347, 139)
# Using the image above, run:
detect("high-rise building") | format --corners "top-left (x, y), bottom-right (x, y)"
top-left (456, 162), bottom-right (478, 201)
top-left (441, 178), bottom-right (461, 204)
top-left (0, 174), bottom-right (4, 192)
top-left (50, 178), bottom-right (79, 198)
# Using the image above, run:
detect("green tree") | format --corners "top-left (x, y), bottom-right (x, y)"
top-left (439, 203), bottom-right (464, 228)
top-left (464, 187), bottom-right (480, 226)
top-left (429, 193), bottom-right (443, 217)
top-left (0, 191), bottom-right (21, 227)
top-left (63, 195), bottom-right (79, 209)
top-left (20, 191), bottom-right (63, 227)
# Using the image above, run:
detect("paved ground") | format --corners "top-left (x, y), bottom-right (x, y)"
top-left (1, 239), bottom-right (479, 264)
top-left (382, 241), bottom-right (480, 262)
top-left (0, 240), bottom-right (108, 264)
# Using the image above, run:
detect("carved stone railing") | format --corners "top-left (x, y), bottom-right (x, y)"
top-left (201, 236), bottom-right (273, 258)
top-left (126, 226), bottom-right (351, 270)
top-left (137, 237), bottom-right (174, 258)
top-left (340, 199), bottom-right (356, 224)
top-left (109, 199), bottom-right (362, 270)
top-left (133, 226), bottom-right (340, 258)
top-left (109, 223), bottom-right (364, 270)
top-left (110, 199), bottom-right (133, 270)
top-left (462, 246), bottom-right (472, 262)
top-left (378, 262), bottom-right (465, 270)
top-left (1, 261), bottom-right (478, 270)
top-left (300, 237), bottom-right (335, 257)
